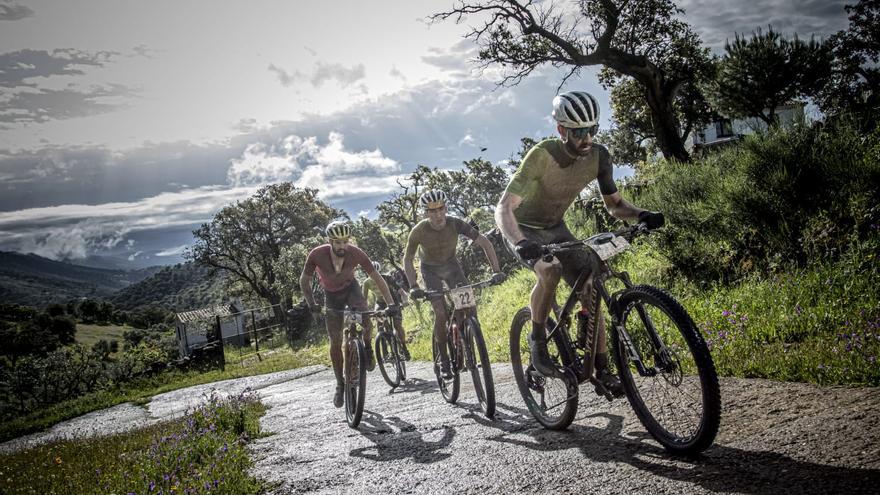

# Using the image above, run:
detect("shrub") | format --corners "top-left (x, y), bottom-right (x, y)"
top-left (635, 119), bottom-right (880, 283)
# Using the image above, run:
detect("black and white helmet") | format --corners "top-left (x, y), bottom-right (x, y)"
top-left (419, 190), bottom-right (447, 209)
top-left (551, 91), bottom-right (600, 128)
top-left (325, 220), bottom-right (352, 240)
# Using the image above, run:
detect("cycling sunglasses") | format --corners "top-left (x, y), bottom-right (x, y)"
top-left (567, 125), bottom-right (599, 139)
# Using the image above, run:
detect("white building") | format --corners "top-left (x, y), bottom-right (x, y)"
top-left (687, 102), bottom-right (806, 154)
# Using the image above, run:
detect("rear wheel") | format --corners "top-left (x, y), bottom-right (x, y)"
top-left (465, 316), bottom-right (495, 418)
top-left (432, 328), bottom-right (460, 403)
top-left (509, 307), bottom-right (578, 430)
top-left (375, 330), bottom-right (401, 388)
top-left (344, 334), bottom-right (367, 428)
top-left (395, 336), bottom-right (407, 382)
top-left (612, 285), bottom-right (721, 454)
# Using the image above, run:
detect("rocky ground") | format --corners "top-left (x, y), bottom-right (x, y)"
top-left (3, 362), bottom-right (879, 494)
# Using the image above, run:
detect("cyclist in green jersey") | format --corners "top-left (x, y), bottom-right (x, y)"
top-left (362, 261), bottom-right (412, 360)
top-left (495, 90), bottom-right (664, 396)
top-left (405, 190), bottom-right (506, 379)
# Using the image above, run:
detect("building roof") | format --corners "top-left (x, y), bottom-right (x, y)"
top-left (175, 304), bottom-right (237, 324)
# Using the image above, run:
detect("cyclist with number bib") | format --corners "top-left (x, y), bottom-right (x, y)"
top-left (495, 90), bottom-right (665, 396)
top-left (404, 190), bottom-right (506, 379)
top-left (300, 220), bottom-right (400, 407)
top-left (362, 260), bottom-right (412, 361)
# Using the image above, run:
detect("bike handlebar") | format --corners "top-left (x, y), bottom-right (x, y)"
top-left (538, 222), bottom-right (655, 258)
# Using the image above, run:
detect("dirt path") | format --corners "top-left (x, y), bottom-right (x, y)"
top-left (3, 363), bottom-right (879, 494)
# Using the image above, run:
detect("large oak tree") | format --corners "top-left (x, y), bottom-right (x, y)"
top-left (431, 0), bottom-right (714, 162)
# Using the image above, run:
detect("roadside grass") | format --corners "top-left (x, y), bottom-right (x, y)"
top-left (75, 323), bottom-right (130, 352)
top-left (0, 344), bottom-right (327, 444)
top-left (0, 390), bottom-right (268, 495)
top-left (402, 243), bottom-right (880, 386)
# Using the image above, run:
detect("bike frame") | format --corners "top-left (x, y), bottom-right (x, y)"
top-left (543, 229), bottom-right (667, 395)
top-left (425, 279), bottom-right (493, 356)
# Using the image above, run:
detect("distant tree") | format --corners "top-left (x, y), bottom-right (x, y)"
top-left (377, 166), bottom-right (432, 231)
top-left (817, 0), bottom-right (880, 126)
top-left (350, 217), bottom-right (406, 270)
top-left (78, 299), bottom-right (100, 324)
top-left (189, 183), bottom-right (342, 321)
top-left (46, 303), bottom-right (66, 317)
top-left (431, 0), bottom-right (715, 162)
top-left (92, 339), bottom-right (115, 361)
top-left (96, 301), bottom-right (115, 324)
top-left (705, 27), bottom-right (832, 127)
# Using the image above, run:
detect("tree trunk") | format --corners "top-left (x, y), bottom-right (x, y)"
top-left (643, 81), bottom-right (691, 162)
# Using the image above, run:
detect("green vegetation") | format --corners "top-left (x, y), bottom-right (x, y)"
top-left (111, 261), bottom-right (227, 312)
top-left (0, 345), bottom-right (325, 443)
top-left (75, 323), bottom-right (130, 351)
top-left (402, 118), bottom-right (880, 387)
top-left (0, 389), bottom-right (268, 495)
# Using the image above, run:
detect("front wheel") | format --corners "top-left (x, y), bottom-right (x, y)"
top-left (344, 335), bottom-right (367, 428)
top-left (611, 285), bottom-right (721, 454)
top-left (509, 307), bottom-right (578, 430)
top-left (375, 331), bottom-right (401, 389)
top-left (464, 316), bottom-right (495, 418)
top-left (432, 328), bottom-right (460, 404)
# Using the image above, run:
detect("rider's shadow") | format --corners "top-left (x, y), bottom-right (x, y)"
top-left (484, 401), bottom-right (880, 495)
top-left (387, 377), bottom-right (438, 396)
top-left (350, 411), bottom-right (455, 464)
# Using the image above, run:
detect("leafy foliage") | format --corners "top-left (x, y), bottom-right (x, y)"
top-left (431, 0), bottom-right (715, 161)
top-left (634, 119), bottom-right (880, 283)
top-left (189, 183), bottom-right (342, 317)
top-left (817, 0), bottom-right (880, 127)
top-left (111, 261), bottom-right (227, 312)
top-left (705, 27), bottom-right (832, 126)
top-left (0, 390), bottom-right (267, 494)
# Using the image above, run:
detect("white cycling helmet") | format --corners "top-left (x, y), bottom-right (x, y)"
top-left (419, 190), bottom-right (448, 209)
top-left (552, 91), bottom-right (600, 128)
top-left (325, 220), bottom-right (352, 240)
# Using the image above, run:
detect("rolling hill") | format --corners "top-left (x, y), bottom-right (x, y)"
top-left (0, 251), bottom-right (162, 307)
top-left (110, 261), bottom-right (227, 312)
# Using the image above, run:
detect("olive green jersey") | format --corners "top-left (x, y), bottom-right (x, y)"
top-left (505, 139), bottom-right (617, 229)
top-left (405, 216), bottom-right (479, 266)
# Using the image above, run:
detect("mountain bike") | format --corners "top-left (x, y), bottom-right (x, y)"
top-left (374, 304), bottom-right (407, 389)
top-left (416, 278), bottom-right (498, 418)
top-left (329, 307), bottom-right (392, 428)
top-left (509, 223), bottom-right (721, 454)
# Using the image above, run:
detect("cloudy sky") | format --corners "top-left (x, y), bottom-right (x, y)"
top-left (0, 0), bottom-right (852, 267)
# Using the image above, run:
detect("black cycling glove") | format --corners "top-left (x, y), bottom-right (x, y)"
top-left (385, 304), bottom-right (400, 318)
top-left (515, 239), bottom-right (543, 261)
top-left (638, 210), bottom-right (665, 229)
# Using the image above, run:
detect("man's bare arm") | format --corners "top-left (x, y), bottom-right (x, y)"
top-left (474, 235), bottom-right (501, 273)
top-left (495, 191), bottom-right (525, 243)
top-left (602, 192), bottom-right (645, 223)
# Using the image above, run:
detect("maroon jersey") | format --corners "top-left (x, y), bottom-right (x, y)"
top-left (303, 244), bottom-right (375, 292)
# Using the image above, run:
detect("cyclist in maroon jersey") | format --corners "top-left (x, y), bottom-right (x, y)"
top-left (300, 220), bottom-right (399, 407)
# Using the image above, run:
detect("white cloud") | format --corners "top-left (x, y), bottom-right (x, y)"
top-left (156, 245), bottom-right (187, 257)
top-left (127, 250), bottom-right (143, 261)
top-left (228, 131), bottom-right (401, 199)
top-left (0, 185), bottom-right (260, 260)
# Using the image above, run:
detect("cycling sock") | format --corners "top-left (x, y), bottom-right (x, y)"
top-left (595, 352), bottom-right (609, 371)
top-left (531, 320), bottom-right (545, 341)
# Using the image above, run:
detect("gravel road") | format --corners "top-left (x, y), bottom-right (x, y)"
top-left (3, 362), bottom-right (879, 494)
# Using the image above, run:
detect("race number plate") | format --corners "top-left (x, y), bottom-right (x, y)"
top-left (591, 235), bottom-right (631, 261)
top-left (450, 287), bottom-right (476, 310)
